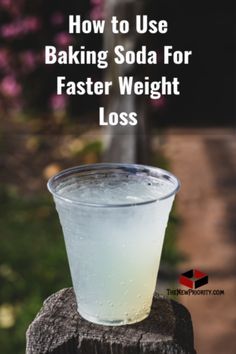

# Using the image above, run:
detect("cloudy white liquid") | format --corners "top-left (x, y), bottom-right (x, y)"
top-left (54, 172), bottom-right (175, 325)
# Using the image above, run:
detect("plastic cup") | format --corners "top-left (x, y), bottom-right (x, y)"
top-left (47, 163), bottom-right (180, 326)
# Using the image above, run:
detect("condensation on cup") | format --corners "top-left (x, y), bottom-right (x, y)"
top-left (47, 163), bottom-right (180, 326)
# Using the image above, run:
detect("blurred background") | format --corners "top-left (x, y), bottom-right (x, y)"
top-left (0, 0), bottom-right (235, 353)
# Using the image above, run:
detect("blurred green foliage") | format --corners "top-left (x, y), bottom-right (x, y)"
top-left (161, 209), bottom-right (181, 265)
top-left (152, 150), bottom-right (182, 266)
top-left (0, 187), bottom-right (71, 354)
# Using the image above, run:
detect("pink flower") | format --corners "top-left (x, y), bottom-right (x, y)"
top-left (1, 23), bottom-right (21, 38)
top-left (0, 49), bottom-right (9, 69)
top-left (51, 12), bottom-right (64, 26)
top-left (50, 94), bottom-right (68, 111)
top-left (0, 0), bottom-right (12, 9)
top-left (20, 51), bottom-right (38, 70)
top-left (1, 17), bottom-right (41, 39)
top-left (22, 16), bottom-right (41, 32)
top-left (90, 0), bottom-right (104, 20)
top-left (91, 0), bottom-right (103, 4)
top-left (1, 76), bottom-right (22, 97)
top-left (150, 96), bottom-right (166, 109)
top-left (0, 0), bottom-right (22, 17)
top-left (54, 32), bottom-right (73, 47)
top-left (90, 6), bottom-right (104, 20)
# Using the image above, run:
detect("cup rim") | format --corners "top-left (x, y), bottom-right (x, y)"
top-left (47, 163), bottom-right (180, 208)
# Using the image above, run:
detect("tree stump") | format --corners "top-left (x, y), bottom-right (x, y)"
top-left (26, 288), bottom-right (196, 354)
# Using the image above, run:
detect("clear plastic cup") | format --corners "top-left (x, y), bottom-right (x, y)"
top-left (47, 163), bottom-right (180, 326)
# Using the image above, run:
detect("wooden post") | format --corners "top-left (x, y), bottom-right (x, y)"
top-left (26, 288), bottom-right (196, 354)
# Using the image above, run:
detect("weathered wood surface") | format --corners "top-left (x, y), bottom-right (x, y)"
top-left (26, 288), bottom-right (196, 354)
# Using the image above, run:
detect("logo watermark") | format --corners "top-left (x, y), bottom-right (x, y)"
top-left (166, 269), bottom-right (224, 296)
top-left (179, 269), bottom-right (208, 289)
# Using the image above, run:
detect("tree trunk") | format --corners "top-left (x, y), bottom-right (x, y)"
top-left (103, 0), bottom-right (148, 163)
